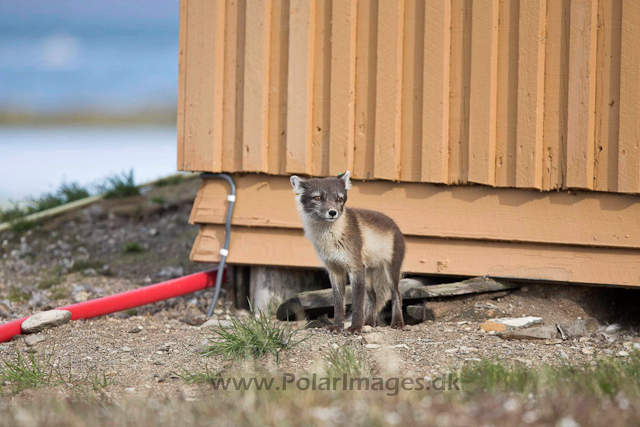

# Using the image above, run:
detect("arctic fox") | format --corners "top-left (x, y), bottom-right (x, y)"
top-left (290, 171), bottom-right (405, 334)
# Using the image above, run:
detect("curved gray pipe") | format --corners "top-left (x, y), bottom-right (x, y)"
top-left (199, 173), bottom-right (236, 317)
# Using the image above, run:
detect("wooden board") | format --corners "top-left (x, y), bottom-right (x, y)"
top-left (276, 276), bottom-right (517, 320)
top-left (373, 0), bottom-right (405, 181)
top-left (541, 0), bottom-right (570, 190)
top-left (190, 174), bottom-right (640, 250)
top-left (286, 0), bottom-right (315, 174)
top-left (494, 0), bottom-right (519, 188)
top-left (515, 0), bottom-right (546, 189)
top-left (329, 0), bottom-right (357, 176)
top-left (468, 0), bottom-right (499, 186)
top-left (353, 0), bottom-right (377, 180)
top-left (421, 0), bottom-right (450, 184)
top-left (191, 224), bottom-right (640, 287)
top-left (565, 0), bottom-right (597, 190)
top-left (182, 0), bottom-right (226, 172)
top-left (618, 0), bottom-right (640, 193)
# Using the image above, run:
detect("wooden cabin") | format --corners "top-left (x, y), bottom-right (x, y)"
top-left (177, 0), bottom-right (640, 304)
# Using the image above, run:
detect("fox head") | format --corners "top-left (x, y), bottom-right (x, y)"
top-left (290, 171), bottom-right (352, 223)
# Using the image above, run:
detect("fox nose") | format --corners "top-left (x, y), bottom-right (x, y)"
top-left (328, 209), bottom-right (337, 217)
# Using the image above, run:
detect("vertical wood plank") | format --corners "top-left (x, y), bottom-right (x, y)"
top-left (495, 0), bottom-right (519, 187)
top-left (515, 0), bottom-right (546, 189)
top-left (468, 0), bottom-right (499, 186)
top-left (222, 0), bottom-right (245, 172)
top-left (399, 0), bottom-right (425, 182)
top-left (329, 0), bottom-right (358, 176)
top-left (267, 0), bottom-right (290, 174)
top-left (421, 0), bottom-right (450, 183)
top-left (373, 0), bottom-right (405, 181)
top-left (448, 0), bottom-right (472, 184)
top-left (243, 0), bottom-right (272, 172)
top-left (541, 0), bottom-right (570, 190)
top-left (183, 0), bottom-right (226, 172)
top-left (618, 0), bottom-right (640, 193)
top-left (310, 0), bottom-right (331, 176)
top-left (566, 0), bottom-right (597, 190)
top-left (593, 0), bottom-right (621, 192)
top-left (286, 0), bottom-right (315, 174)
top-left (177, 0), bottom-right (188, 170)
top-left (353, 0), bottom-right (378, 180)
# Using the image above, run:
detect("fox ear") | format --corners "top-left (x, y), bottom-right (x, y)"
top-left (290, 175), bottom-right (304, 194)
top-left (339, 171), bottom-right (352, 190)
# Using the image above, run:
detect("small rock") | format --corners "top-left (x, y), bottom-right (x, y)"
top-left (444, 348), bottom-right (458, 354)
top-left (21, 310), bottom-right (72, 334)
top-left (122, 346), bottom-right (133, 353)
top-left (24, 334), bottom-right (46, 346)
top-left (125, 387), bottom-right (136, 393)
top-left (606, 324), bottom-right (622, 334)
top-left (73, 291), bottom-right (90, 303)
top-left (364, 332), bottom-right (385, 344)
top-left (157, 266), bottom-right (184, 279)
top-left (201, 319), bottom-right (232, 329)
top-left (556, 417), bottom-right (580, 427)
top-left (183, 311), bottom-right (206, 326)
top-left (481, 316), bottom-right (543, 332)
top-left (617, 351), bottom-right (630, 357)
top-left (331, 343), bottom-right (339, 350)
top-left (581, 348), bottom-right (594, 355)
top-left (148, 228), bottom-right (158, 237)
top-left (362, 325), bottom-right (373, 333)
top-left (365, 344), bottom-right (381, 349)
top-left (128, 326), bottom-right (144, 334)
top-left (83, 268), bottom-right (97, 276)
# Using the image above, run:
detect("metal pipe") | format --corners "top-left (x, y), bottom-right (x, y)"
top-left (199, 173), bottom-right (236, 317)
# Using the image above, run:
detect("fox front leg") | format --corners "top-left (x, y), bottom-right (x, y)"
top-left (346, 268), bottom-right (366, 334)
top-left (327, 270), bottom-right (347, 333)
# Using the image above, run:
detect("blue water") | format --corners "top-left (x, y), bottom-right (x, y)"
top-left (0, 0), bottom-right (179, 113)
top-left (0, 1), bottom-right (181, 207)
top-left (0, 126), bottom-right (178, 207)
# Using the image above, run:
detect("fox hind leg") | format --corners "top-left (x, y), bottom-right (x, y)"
top-left (364, 269), bottom-right (377, 326)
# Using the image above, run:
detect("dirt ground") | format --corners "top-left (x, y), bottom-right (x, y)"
top-left (1, 177), bottom-right (640, 426)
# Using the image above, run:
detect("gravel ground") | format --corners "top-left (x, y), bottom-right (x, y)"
top-left (1, 178), bottom-right (640, 426)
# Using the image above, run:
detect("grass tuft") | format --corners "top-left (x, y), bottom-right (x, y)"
top-left (123, 242), bottom-right (144, 254)
top-left (99, 170), bottom-right (140, 199)
top-left (462, 351), bottom-right (640, 397)
top-left (59, 182), bottom-right (91, 202)
top-left (7, 287), bottom-right (31, 303)
top-left (154, 174), bottom-right (184, 187)
top-left (150, 196), bottom-right (166, 205)
top-left (0, 351), bottom-right (61, 396)
top-left (174, 365), bottom-right (220, 384)
top-left (203, 308), bottom-right (308, 362)
top-left (26, 193), bottom-right (65, 212)
top-left (324, 345), bottom-right (372, 378)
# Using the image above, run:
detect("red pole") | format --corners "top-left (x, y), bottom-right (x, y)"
top-left (0, 268), bottom-right (224, 343)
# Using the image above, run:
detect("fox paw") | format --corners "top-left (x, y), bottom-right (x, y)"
top-left (390, 320), bottom-right (405, 330)
top-left (346, 325), bottom-right (362, 335)
top-left (327, 325), bottom-right (344, 334)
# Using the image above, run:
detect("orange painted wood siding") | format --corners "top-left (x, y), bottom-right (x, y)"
top-left (178, 0), bottom-right (637, 194)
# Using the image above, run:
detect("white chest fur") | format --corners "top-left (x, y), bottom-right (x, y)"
top-left (301, 214), bottom-right (351, 267)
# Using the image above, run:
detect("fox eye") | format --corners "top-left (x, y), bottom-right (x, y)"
top-left (337, 197), bottom-right (343, 203)
top-left (314, 196), bottom-right (321, 201)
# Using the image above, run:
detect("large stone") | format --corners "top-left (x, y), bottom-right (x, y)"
top-left (21, 310), bottom-right (72, 334)
top-left (481, 316), bottom-right (543, 332)
top-left (501, 325), bottom-right (559, 340)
